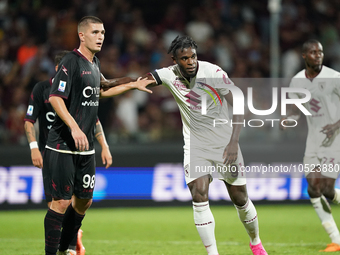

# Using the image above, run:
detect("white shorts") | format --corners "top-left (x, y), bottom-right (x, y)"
top-left (303, 154), bottom-right (340, 179)
top-left (183, 145), bottom-right (247, 186)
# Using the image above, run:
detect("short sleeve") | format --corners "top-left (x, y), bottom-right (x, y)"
top-left (213, 66), bottom-right (232, 96)
top-left (24, 82), bottom-right (43, 123)
top-left (150, 67), bottom-right (173, 85)
top-left (50, 55), bottom-right (75, 99)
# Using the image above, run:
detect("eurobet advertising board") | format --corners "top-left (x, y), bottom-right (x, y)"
top-left (2, 162), bottom-right (338, 209)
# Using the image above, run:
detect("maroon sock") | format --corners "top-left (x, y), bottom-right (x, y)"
top-left (59, 204), bottom-right (84, 251)
top-left (44, 209), bottom-right (64, 254)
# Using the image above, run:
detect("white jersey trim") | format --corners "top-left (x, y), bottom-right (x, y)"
top-left (45, 145), bottom-right (95, 155)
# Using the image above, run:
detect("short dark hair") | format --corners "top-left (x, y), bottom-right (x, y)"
top-left (78, 16), bottom-right (103, 33)
top-left (167, 35), bottom-right (198, 57)
top-left (302, 39), bottom-right (321, 53)
top-left (54, 50), bottom-right (70, 66)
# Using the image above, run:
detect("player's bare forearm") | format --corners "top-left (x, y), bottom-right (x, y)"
top-left (24, 121), bottom-right (37, 143)
top-left (100, 82), bottom-right (138, 98)
top-left (100, 74), bottom-right (135, 90)
top-left (100, 77), bottom-right (154, 98)
top-left (50, 96), bottom-right (88, 151)
top-left (224, 93), bottom-right (242, 143)
top-left (230, 114), bottom-right (243, 143)
top-left (223, 114), bottom-right (242, 165)
top-left (95, 120), bottom-right (112, 168)
top-left (24, 121), bottom-right (43, 168)
top-left (49, 96), bottom-right (79, 131)
top-left (95, 120), bottom-right (108, 148)
top-left (100, 73), bottom-right (157, 90)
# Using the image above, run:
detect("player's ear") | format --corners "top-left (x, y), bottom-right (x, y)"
top-left (79, 32), bottom-right (85, 42)
top-left (171, 56), bottom-right (177, 64)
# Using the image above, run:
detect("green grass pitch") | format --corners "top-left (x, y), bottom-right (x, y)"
top-left (0, 204), bottom-right (338, 254)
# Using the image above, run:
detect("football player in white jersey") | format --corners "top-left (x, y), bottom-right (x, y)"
top-left (282, 39), bottom-right (340, 252)
top-left (107, 35), bottom-right (267, 255)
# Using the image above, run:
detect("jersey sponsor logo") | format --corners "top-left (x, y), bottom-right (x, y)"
top-left (44, 99), bottom-right (49, 104)
top-left (83, 86), bottom-right (100, 98)
top-left (46, 112), bottom-right (55, 129)
top-left (26, 105), bottom-right (34, 116)
top-left (310, 98), bottom-right (321, 113)
top-left (81, 71), bottom-right (92, 77)
top-left (58, 80), bottom-right (66, 92)
top-left (185, 90), bottom-right (201, 108)
top-left (82, 86), bottom-right (100, 106)
top-left (62, 65), bottom-right (68, 76)
top-left (82, 100), bottom-right (99, 106)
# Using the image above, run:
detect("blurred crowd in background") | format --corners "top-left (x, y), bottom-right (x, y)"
top-left (0, 0), bottom-right (339, 146)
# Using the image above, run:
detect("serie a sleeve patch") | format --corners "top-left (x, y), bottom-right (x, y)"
top-left (26, 105), bottom-right (34, 116)
top-left (58, 80), bottom-right (67, 92)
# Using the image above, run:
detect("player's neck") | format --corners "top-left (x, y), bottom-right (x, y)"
top-left (305, 66), bottom-right (321, 79)
top-left (77, 47), bottom-right (95, 63)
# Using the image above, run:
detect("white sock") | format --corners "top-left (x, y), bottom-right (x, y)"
top-left (332, 189), bottom-right (340, 204)
top-left (193, 201), bottom-right (219, 255)
top-left (235, 199), bottom-right (261, 245)
top-left (311, 196), bottom-right (340, 244)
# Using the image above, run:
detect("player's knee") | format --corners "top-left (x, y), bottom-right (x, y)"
top-left (192, 193), bottom-right (209, 203)
top-left (231, 195), bottom-right (248, 207)
top-left (51, 198), bottom-right (72, 213)
top-left (188, 178), bottom-right (210, 202)
top-left (73, 198), bottom-right (92, 214)
top-left (229, 188), bottom-right (248, 206)
top-left (227, 184), bottom-right (248, 206)
top-left (83, 199), bottom-right (92, 211)
top-left (321, 186), bottom-right (335, 200)
top-left (307, 185), bottom-right (321, 198)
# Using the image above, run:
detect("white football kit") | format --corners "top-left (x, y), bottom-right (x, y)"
top-left (289, 66), bottom-right (340, 178)
top-left (151, 61), bottom-right (246, 185)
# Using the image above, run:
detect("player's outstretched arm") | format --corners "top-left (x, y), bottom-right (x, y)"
top-left (95, 119), bottom-right (112, 168)
top-left (100, 73), bottom-right (135, 90)
top-left (223, 93), bottom-right (242, 165)
top-left (24, 121), bottom-right (43, 168)
top-left (100, 76), bottom-right (155, 98)
top-left (49, 96), bottom-right (89, 151)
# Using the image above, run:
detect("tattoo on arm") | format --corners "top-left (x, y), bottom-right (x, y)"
top-left (95, 121), bottom-right (109, 148)
top-left (95, 132), bottom-right (103, 139)
top-left (24, 122), bottom-right (37, 143)
top-left (95, 123), bottom-right (103, 140)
